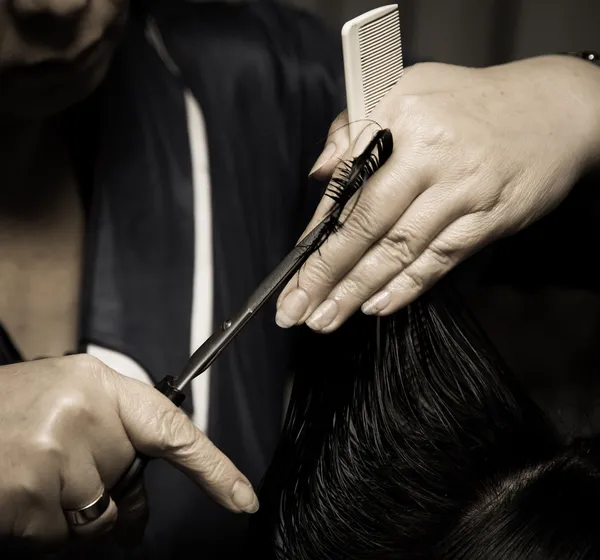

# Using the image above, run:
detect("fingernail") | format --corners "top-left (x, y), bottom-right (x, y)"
top-left (232, 481), bottom-right (260, 514)
top-left (309, 143), bottom-right (337, 176)
top-left (362, 291), bottom-right (391, 315)
top-left (306, 299), bottom-right (339, 331)
top-left (276, 289), bottom-right (310, 328)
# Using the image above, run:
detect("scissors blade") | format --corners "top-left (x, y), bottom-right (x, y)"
top-left (172, 217), bottom-right (331, 392)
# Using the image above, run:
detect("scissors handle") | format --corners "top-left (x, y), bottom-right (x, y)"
top-left (110, 376), bottom-right (185, 502)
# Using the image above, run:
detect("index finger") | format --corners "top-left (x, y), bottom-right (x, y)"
top-left (114, 375), bottom-right (259, 515)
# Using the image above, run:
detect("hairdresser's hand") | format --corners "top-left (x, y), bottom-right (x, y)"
top-left (0, 355), bottom-right (258, 549)
top-left (276, 55), bottom-right (600, 332)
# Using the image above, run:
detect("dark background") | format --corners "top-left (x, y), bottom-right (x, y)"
top-left (286, 0), bottom-right (600, 66)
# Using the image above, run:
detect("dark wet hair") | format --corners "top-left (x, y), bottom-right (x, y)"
top-left (251, 282), bottom-right (600, 559)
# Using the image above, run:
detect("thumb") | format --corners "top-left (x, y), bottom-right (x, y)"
top-left (310, 110), bottom-right (350, 180)
top-left (113, 375), bottom-right (259, 515)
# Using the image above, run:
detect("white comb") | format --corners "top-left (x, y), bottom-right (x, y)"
top-left (342, 4), bottom-right (403, 142)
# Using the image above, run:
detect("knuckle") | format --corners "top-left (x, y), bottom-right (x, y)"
top-left (335, 275), bottom-right (370, 300)
top-left (66, 353), bottom-right (101, 371)
top-left (155, 408), bottom-right (233, 485)
top-left (301, 254), bottom-right (337, 287)
top-left (155, 407), bottom-right (199, 456)
top-left (343, 200), bottom-right (382, 241)
top-left (72, 353), bottom-right (109, 377)
top-left (394, 92), bottom-right (421, 119)
top-left (61, 354), bottom-right (112, 385)
top-left (402, 268), bottom-right (427, 293)
top-left (421, 121), bottom-right (458, 152)
top-left (460, 143), bottom-right (488, 176)
top-left (198, 454), bottom-right (230, 486)
top-left (383, 227), bottom-right (421, 266)
top-left (464, 167), bottom-right (509, 213)
top-left (427, 243), bottom-right (454, 268)
top-left (470, 189), bottom-right (503, 213)
top-left (442, 146), bottom-right (488, 188)
top-left (51, 389), bottom-right (95, 425)
top-left (29, 433), bottom-right (63, 465)
top-left (397, 101), bottom-right (456, 153)
top-left (59, 354), bottom-right (117, 403)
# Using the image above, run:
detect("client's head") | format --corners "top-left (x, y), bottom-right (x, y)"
top-left (440, 443), bottom-right (600, 560)
top-left (251, 284), bottom-right (600, 559)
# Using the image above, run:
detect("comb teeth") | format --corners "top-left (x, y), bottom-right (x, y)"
top-left (358, 9), bottom-right (403, 117)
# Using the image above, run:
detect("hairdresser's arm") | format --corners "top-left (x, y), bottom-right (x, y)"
top-left (275, 55), bottom-right (600, 332)
top-left (0, 355), bottom-right (258, 547)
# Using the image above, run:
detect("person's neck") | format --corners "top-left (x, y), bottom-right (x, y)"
top-left (0, 116), bottom-right (73, 222)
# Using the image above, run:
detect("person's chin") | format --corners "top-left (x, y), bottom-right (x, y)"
top-left (3, 73), bottom-right (107, 119)
top-left (0, 41), bottom-right (117, 120)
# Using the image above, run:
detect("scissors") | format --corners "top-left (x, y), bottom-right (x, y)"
top-left (110, 128), bottom-right (393, 500)
top-left (110, 214), bottom-right (334, 501)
